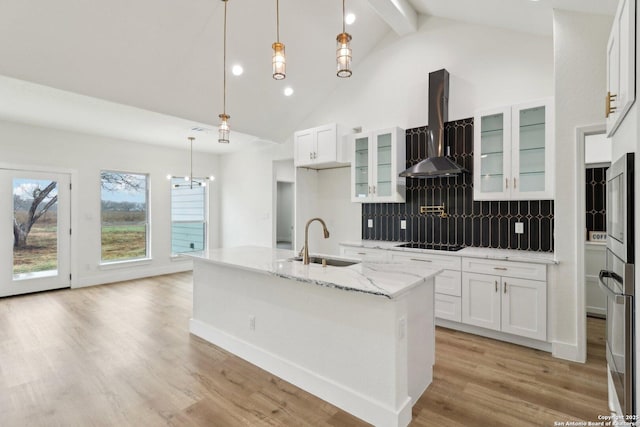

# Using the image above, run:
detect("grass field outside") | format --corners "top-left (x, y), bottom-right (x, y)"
top-left (13, 223), bottom-right (58, 275)
top-left (13, 210), bottom-right (148, 274)
top-left (101, 224), bottom-right (147, 261)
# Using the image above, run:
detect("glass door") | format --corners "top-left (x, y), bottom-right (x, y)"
top-left (512, 99), bottom-right (553, 199)
top-left (0, 170), bottom-right (71, 297)
top-left (517, 106), bottom-right (546, 192)
top-left (375, 132), bottom-right (393, 198)
top-left (353, 135), bottom-right (370, 200)
top-left (473, 107), bottom-right (511, 201)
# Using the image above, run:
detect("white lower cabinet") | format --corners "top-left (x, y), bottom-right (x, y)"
top-left (435, 293), bottom-right (462, 322)
top-left (389, 252), bottom-right (462, 322)
top-left (462, 258), bottom-right (547, 341)
top-left (338, 245), bottom-right (549, 342)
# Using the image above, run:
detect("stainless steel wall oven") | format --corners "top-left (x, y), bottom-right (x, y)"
top-left (600, 152), bottom-right (634, 417)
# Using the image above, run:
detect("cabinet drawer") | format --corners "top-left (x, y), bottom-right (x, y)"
top-left (389, 252), bottom-right (461, 270)
top-left (462, 258), bottom-right (546, 281)
top-left (340, 247), bottom-right (388, 261)
top-left (435, 294), bottom-right (461, 322)
top-left (435, 270), bottom-right (462, 297)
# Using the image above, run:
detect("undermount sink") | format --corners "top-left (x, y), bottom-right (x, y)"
top-left (288, 256), bottom-right (360, 267)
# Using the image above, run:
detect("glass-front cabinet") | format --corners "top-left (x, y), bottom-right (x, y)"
top-left (350, 127), bottom-right (405, 203)
top-left (474, 98), bottom-right (554, 200)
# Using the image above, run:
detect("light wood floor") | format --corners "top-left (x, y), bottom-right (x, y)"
top-left (0, 272), bottom-right (608, 426)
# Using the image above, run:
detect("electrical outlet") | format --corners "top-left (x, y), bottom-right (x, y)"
top-left (515, 222), bottom-right (524, 234)
top-left (367, 219), bottom-right (373, 228)
top-left (249, 316), bottom-right (256, 331)
top-left (400, 219), bottom-right (406, 230)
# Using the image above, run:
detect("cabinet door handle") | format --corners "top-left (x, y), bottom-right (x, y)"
top-left (309, 152), bottom-right (312, 160)
top-left (505, 178), bottom-right (509, 189)
top-left (357, 252), bottom-right (367, 255)
top-left (513, 177), bottom-right (517, 189)
top-left (495, 280), bottom-right (498, 292)
top-left (410, 258), bottom-right (433, 263)
top-left (372, 185), bottom-right (376, 194)
top-left (493, 267), bottom-right (507, 271)
top-left (368, 185), bottom-right (372, 194)
top-left (504, 282), bottom-right (508, 294)
top-left (606, 91), bottom-right (617, 118)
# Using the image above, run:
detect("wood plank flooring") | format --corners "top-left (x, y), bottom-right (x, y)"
top-left (0, 272), bottom-right (609, 426)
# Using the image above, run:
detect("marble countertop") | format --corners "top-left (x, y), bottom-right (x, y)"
top-left (340, 240), bottom-right (558, 264)
top-left (184, 246), bottom-right (441, 299)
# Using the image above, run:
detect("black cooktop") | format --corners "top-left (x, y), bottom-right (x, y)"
top-left (395, 243), bottom-right (464, 252)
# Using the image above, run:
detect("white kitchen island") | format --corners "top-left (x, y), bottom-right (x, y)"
top-left (187, 246), bottom-right (440, 427)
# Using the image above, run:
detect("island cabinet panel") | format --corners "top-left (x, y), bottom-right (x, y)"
top-left (189, 252), bottom-right (437, 427)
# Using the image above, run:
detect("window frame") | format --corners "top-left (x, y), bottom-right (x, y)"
top-left (170, 177), bottom-right (208, 256)
top-left (99, 170), bottom-right (151, 265)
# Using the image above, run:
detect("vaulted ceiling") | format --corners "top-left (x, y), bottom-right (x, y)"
top-left (0, 0), bottom-right (617, 153)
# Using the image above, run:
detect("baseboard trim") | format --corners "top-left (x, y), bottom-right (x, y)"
top-left (436, 319), bottom-right (553, 353)
top-left (551, 340), bottom-right (582, 362)
top-left (189, 318), bottom-right (411, 427)
top-left (72, 262), bottom-right (192, 288)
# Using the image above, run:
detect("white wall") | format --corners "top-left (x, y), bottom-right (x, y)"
top-left (219, 140), bottom-right (292, 248)
top-left (0, 119), bottom-right (220, 287)
top-left (294, 167), bottom-right (361, 257)
top-left (296, 15), bottom-right (553, 132)
top-left (552, 10), bottom-right (612, 361)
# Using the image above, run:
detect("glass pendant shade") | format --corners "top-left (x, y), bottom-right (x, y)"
top-left (336, 32), bottom-right (352, 78)
top-left (272, 42), bottom-right (286, 80)
top-left (218, 114), bottom-right (230, 144)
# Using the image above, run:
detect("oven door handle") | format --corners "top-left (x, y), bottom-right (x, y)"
top-left (599, 270), bottom-right (626, 303)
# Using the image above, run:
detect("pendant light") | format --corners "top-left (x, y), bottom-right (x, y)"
top-left (168, 137), bottom-right (215, 188)
top-left (218, 0), bottom-right (231, 143)
top-left (272, 0), bottom-right (286, 80)
top-left (336, 0), bottom-right (352, 78)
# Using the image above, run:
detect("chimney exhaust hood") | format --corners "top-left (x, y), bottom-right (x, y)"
top-left (399, 69), bottom-right (467, 178)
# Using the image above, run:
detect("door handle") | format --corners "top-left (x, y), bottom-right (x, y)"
top-left (513, 177), bottom-right (517, 189)
top-left (606, 91), bottom-right (617, 118)
top-left (495, 280), bottom-right (498, 292)
top-left (410, 258), bottom-right (433, 263)
top-left (504, 281), bottom-right (507, 294)
top-left (505, 178), bottom-right (508, 189)
top-left (493, 267), bottom-right (507, 271)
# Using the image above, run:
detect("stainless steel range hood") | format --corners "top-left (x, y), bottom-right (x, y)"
top-left (399, 69), bottom-right (467, 178)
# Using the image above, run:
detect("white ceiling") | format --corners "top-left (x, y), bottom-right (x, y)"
top-left (0, 0), bottom-right (618, 154)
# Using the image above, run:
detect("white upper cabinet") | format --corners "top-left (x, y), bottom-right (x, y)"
top-left (606, 0), bottom-right (635, 137)
top-left (294, 123), bottom-right (347, 168)
top-left (474, 98), bottom-right (554, 200)
top-left (350, 127), bottom-right (405, 203)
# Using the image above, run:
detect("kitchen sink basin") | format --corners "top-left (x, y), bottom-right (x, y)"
top-left (288, 256), bottom-right (360, 267)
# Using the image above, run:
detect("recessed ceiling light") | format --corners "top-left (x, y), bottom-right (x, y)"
top-left (232, 65), bottom-right (244, 76)
top-left (345, 13), bottom-right (356, 25)
top-left (284, 87), bottom-right (294, 97)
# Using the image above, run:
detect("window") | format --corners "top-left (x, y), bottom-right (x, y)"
top-left (171, 178), bottom-right (207, 254)
top-left (100, 171), bottom-right (149, 262)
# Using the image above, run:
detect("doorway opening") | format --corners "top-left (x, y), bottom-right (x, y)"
top-left (276, 181), bottom-right (294, 250)
top-left (576, 125), bottom-right (609, 364)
